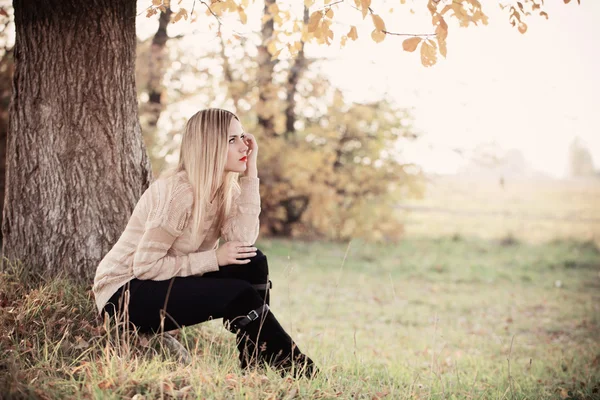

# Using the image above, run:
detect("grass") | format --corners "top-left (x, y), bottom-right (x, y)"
top-left (397, 176), bottom-right (600, 245)
top-left (1, 237), bottom-right (599, 399)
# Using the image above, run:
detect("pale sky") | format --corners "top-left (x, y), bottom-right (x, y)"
top-left (137, 1), bottom-right (600, 178)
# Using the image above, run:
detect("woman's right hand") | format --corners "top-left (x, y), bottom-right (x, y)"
top-left (216, 241), bottom-right (257, 266)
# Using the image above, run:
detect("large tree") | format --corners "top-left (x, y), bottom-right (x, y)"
top-left (2, 0), bottom-right (152, 281)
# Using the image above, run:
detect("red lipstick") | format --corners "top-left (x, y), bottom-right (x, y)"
top-left (239, 156), bottom-right (247, 162)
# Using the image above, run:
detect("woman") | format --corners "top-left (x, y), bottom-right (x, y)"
top-left (92, 108), bottom-right (316, 378)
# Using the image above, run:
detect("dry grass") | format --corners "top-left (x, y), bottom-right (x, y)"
top-left (397, 176), bottom-right (600, 245)
top-left (1, 235), bottom-right (599, 399)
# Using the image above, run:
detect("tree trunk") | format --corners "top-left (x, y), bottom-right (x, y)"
top-left (257, 0), bottom-right (277, 137)
top-left (3, 0), bottom-right (152, 282)
top-left (284, 6), bottom-right (309, 138)
top-left (0, 47), bottom-right (13, 249)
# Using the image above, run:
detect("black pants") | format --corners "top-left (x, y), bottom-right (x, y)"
top-left (103, 249), bottom-right (270, 334)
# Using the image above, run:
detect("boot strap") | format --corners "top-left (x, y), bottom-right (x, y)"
top-left (252, 280), bottom-right (272, 290)
top-left (236, 304), bottom-right (270, 329)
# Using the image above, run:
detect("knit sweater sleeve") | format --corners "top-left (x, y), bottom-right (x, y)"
top-left (221, 177), bottom-right (261, 245)
top-left (132, 179), bottom-right (219, 280)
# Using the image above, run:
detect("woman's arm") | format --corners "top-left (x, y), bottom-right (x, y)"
top-left (220, 176), bottom-right (261, 245)
top-left (132, 181), bottom-right (220, 280)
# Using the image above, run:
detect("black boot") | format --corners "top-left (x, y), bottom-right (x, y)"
top-left (224, 288), bottom-right (318, 378)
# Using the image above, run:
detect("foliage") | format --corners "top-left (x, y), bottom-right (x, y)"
top-left (567, 137), bottom-right (597, 178)
top-left (140, 34), bottom-right (424, 241)
top-left (1, 237), bottom-right (599, 398)
top-left (145, 0), bottom-right (580, 67)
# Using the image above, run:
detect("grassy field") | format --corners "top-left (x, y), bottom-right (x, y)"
top-left (1, 236), bottom-right (599, 399)
top-left (397, 176), bottom-right (600, 246)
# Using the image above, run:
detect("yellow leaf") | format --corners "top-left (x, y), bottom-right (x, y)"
top-left (435, 17), bottom-right (448, 40)
top-left (152, 0), bottom-right (162, 5)
top-left (438, 37), bottom-right (447, 58)
top-left (261, 14), bottom-right (272, 24)
top-left (308, 11), bottom-right (322, 32)
top-left (420, 39), bottom-right (437, 67)
top-left (239, 9), bottom-right (247, 24)
top-left (371, 29), bottom-right (385, 43)
top-left (267, 40), bottom-right (278, 55)
top-left (304, 0), bottom-right (315, 7)
top-left (270, 48), bottom-right (282, 60)
top-left (326, 8), bottom-right (334, 19)
top-left (371, 14), bottom-right (386, 31)
top-left (348, 26), bottom-right (358, 41)
top-left (518, 22), bottom-right (527, 34)
top-left (341, 35), bottom-right (348, 48)
top-left (360, 0), bottom-right (370, 19)
top-left (268, 3), bottom-right (279, 15)
top-left (402, 37), bottom-right (421, 52)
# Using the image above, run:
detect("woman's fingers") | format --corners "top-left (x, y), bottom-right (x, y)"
top-left (230, 258), bottom-right (252, 265)
top-left (236, 251), bottom-right (257, 258)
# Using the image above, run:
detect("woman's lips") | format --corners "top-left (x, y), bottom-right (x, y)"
top-left (239, 156), bottom-right (247, 162)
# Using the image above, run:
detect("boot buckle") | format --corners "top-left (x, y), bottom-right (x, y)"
top-left (247, 310), bottom-right (259, 321)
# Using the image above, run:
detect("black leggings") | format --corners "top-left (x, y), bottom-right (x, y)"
top-left (103, 249), bottom-right (270, 334)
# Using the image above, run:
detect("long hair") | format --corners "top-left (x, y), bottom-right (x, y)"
top-left (160, 108), bottom-right (240, 245)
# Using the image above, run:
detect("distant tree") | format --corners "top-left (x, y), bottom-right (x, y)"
top-left (568, 137), bottom-right (595, 178)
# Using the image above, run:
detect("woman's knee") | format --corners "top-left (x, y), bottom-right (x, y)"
top-left (223, 284), bottom-right (264, 321)
top-left (247, 248), bottom-right (268, 273)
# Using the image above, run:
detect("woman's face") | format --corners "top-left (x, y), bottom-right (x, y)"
top-left (224, 118), bottom-right (248, 173)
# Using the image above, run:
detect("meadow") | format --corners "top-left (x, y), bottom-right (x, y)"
top-left (0, 177), bottom-right (599, 399)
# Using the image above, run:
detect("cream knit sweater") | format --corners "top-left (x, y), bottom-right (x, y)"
top-left (92, 170), bottom-right (261, 314)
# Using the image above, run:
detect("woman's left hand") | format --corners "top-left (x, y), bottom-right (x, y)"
top-left (243, 133), bottom-right (258, 171)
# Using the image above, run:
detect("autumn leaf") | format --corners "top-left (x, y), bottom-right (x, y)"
top-left (172, 8), bottom-right (188, 22)
top-left (348, 26), bottom-right (358, 40)
top-left (340, 35), bottom-right (348, 48)
top-left (267, 40), bottom-right (279, 55)
top-left (304, 0), bottom-right (315, 7)
top-left (420, 39), bottom-right (437, 67)
top-left (402, 37), bottom-right (421, 52)
top-left (540, 11), bottom-right (549, 19)
top-left (360, 0), bottom-right (371, 19)
top-left (238, 7), bottom-right (247, 24)
top-left (436, 16), bottom-right (448, 40)
top-left (518, 22), bottom-right (527, 34)
top-left (326, 8), bottom-right (334, 19)
top-left (371, 14), bottom-right (386, 31)
top-left (371, 29), bottom-right (385, 43)
top-left (308, 11), bottom-right (322, 32)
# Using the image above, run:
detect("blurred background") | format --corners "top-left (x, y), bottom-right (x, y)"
top-left (2, 1), bottom-right (597, 245)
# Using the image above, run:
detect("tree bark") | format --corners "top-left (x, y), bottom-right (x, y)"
top-left (0, 47), bottom-right (13, 249)
top-left (3, 0), bottom-right (152, 282)
top-left (284, 6), bottom-right (309, 138)
top-left (257, 0), bottom-right (277, 137)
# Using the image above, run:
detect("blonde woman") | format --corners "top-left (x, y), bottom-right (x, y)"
top-left (93, 108), bottom-right (316, 378)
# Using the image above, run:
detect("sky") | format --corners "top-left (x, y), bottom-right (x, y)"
top-left (137, 0), bottom-right (600, 178)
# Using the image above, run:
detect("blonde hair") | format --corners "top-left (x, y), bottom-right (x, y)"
top-left (160, 108), bottom-right (240, 244)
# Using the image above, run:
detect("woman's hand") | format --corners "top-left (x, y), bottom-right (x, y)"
top-left (216, 241), bottom-right (257, 266)
top-left (243, 133), bottom-right (258, 175)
